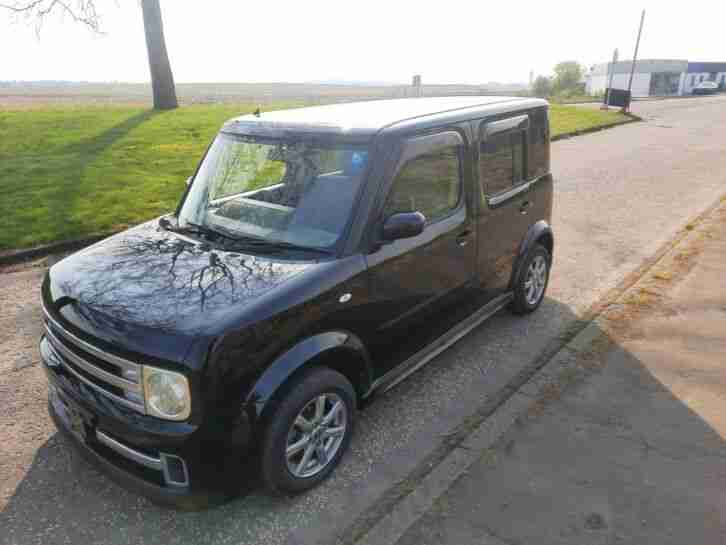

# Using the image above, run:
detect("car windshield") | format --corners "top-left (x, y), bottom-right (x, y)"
top-left (178, 133), bottom-right (369, 250)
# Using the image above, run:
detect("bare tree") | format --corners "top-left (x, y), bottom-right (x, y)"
top-left (0, 0), bottom-right (102, 33)
top-left (1, 0), bottom-right (178, 110)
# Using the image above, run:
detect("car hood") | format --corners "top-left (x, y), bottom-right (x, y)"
top-left (45, 220), bottom-right (319, 362)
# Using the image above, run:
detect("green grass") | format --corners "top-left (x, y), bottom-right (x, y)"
top-left (0, 102), bottom-right (629, 251)
top-left (549, 104), bottom-right (629, 138)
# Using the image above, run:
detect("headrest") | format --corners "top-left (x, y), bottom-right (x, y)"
top-left (343, 151), bottom-right (368, 176)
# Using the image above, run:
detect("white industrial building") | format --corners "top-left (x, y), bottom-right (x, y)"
top-left (586, 59), bottom-right (726, 97)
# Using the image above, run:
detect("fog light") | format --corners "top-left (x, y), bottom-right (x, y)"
top-left (161, 453), bottom-right (189, 487)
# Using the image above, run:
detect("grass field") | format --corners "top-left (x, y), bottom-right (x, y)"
top-left (548, 104), bottom-right (628, 135)
top-left (0, 103), bottom-right (628, 251)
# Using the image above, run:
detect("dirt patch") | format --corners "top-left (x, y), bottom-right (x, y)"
top-left (602, 204), bottom-right (726, 341)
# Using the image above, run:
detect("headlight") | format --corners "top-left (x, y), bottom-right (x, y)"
top-left (142, 366), bottom-right (191, 421)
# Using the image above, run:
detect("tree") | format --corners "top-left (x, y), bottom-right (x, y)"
top-left (1, 0), bottom-right (178, 110)
top-left (552, 61), bottom-right (584, 95)
top-left (532, 75), bottom-right (552, 98)
top-left (140, 0), bottom-right (177, 109)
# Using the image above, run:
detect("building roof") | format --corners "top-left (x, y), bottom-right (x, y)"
top-left (222, 96), bottom-right (546, 138)
top-left (590, 59), bottom-right (687, 76)
top-left (687, 62), bottom-right (726, 73)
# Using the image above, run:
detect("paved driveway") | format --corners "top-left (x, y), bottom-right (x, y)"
top-left (2, 96), bottom-right (726, 545)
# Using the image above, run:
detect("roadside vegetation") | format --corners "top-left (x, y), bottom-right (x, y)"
top-left (532, 60), bottom-right (604, 104)
top-left (549, 104), bottom-right (628, 136)
top-left (0, 102), bottom-right (628, 251)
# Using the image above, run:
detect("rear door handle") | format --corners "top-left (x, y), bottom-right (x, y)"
top-left (456, 230), bottom-right (471, 247)
top-left (519, 201), bottom-right (532, 214)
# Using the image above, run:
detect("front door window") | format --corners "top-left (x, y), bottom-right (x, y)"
top-left (383, 146), bottom-right (461, 223)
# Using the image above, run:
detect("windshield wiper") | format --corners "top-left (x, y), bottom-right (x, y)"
top-left (183, 221), bottom-right (235, 240)
top-left (223, 236), bottom-right (331, 255)
top-left (162, 218), bottom-right (235, 243)
top-left (159, 216), bottom-right (207, 237)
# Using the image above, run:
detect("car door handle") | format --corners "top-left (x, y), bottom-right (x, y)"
top-left (519, 201), bottom-right (532, 214)
top-left (456, 230), bottom-right (471, 247)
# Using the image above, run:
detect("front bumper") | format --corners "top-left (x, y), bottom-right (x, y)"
top-left (42, 335), bottom-right (257, 509)
top-left (48, 399), bottom-right (215, 510)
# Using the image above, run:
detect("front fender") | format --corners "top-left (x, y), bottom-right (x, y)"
top-left (245, 331), bottom-right (372, 420)
top-left (509, 220), bottom-right (554, 289)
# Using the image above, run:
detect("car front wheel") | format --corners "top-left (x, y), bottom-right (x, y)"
top-left (260, 366), bottom-right (356, 494)
top-left (511, 243), bottom-right (551, 314)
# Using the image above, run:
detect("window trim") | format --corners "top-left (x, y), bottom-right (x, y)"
top-left (487, 178), bottom-right (532, 206)
top-left (383, 133), bottom-right (465, 226)
top-left (483, 115), bottom-right (529, 138)
top-left (396, 131), bottom-right (464, 167)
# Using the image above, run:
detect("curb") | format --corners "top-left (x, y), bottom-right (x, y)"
top-left (356, 327), bottom-right (605, 545)
top-left (342, 193), bottom-right (725, 545)
top-left (0, 233), bottom-right (112, 268)
top-left (352, 319), bottom-right (607, 545)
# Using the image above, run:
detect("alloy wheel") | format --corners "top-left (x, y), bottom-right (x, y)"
top-left (524, 255), bottom-right (548, 306)
top-left (285, 393), bottom-right (347, 479)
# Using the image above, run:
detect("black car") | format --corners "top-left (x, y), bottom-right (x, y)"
top-left (41, 96), bottom-right (554, 508)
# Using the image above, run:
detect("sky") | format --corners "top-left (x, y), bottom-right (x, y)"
top-left (1, 1), bottom-right (724, 85)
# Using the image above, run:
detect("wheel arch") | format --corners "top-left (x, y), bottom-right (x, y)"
top-left (245, 330), bottom-right (373, 423)
top-left (509, 220), bottom-right (554, 290)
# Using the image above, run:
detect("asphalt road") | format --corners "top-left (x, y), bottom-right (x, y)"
top-left (2, 96), bottom-right (726, 545)
top-left (395, 203), bottom-right (726, 545)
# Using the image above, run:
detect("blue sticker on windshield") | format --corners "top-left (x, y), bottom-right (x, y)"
top-left (350, 151), bottom-right (367, 172)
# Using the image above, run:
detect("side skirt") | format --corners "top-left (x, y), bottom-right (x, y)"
top-left (367, 292), bottom-right (513, 396)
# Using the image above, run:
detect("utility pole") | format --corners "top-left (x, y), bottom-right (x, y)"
top-left (626, 9), bottom-right (646, 111)
top-left (602, 48), bottom-right (619, 110)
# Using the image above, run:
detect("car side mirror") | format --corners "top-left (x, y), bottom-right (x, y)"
top-left (382, 212), bottom-right (426, 241)
top-left (186, 176), bottom-right (193, 187)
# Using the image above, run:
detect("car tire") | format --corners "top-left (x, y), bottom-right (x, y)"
top-left (260, 366), bottom-right (356, 495)
top-left (511, 243), bottom-right (551, 315)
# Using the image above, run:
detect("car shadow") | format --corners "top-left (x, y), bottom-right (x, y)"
top-left (1, 296), bottom-right (724, 544)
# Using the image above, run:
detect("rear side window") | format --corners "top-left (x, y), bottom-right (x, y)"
top-left (384, 146), bottom-right (461, 223)
top-left (479, 129), bottom-right (527, 197)
top-left (528, 108), bottom-right (549, 179)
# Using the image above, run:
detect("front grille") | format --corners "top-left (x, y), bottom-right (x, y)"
top-left (42, 303), bottom-right (146, 414)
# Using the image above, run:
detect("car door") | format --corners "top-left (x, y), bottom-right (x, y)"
top-left (365, 130), bottom-right (476, 377)
top-left (475, 114), bottom-right (533, 300)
